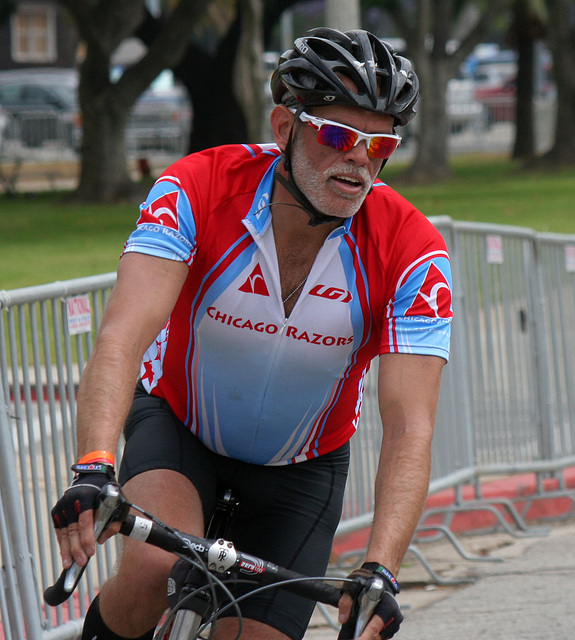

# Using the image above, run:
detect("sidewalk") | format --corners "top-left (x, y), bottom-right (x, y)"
top-left (0, 154), bottom-right (175, 194)
top-left (305, 471), bottom-right (575, 639)
top-left (306, 518), bottom-right (575, 639)
top-left (397, 519), bottom-right (575, 639)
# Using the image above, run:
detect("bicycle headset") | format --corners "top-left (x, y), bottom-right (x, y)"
top-left (270, 27), bottom-right (420, 226)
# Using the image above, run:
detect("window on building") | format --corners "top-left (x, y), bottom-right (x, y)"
top-left (11, 4), bottom-right (57, 63)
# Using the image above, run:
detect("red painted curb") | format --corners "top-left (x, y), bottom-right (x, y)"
top-left (332, 467), bottom-right (575, 558)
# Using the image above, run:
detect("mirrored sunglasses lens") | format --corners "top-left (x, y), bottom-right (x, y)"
top-left (316, 124), bottom-right (357, 151)
top-left (368, 136), bottom-right (400, 159)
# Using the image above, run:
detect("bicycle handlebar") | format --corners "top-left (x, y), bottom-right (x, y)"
top-left (44, 483), bottom-right (381, 636)
top-left (119, 512), bottom-right (341, 608)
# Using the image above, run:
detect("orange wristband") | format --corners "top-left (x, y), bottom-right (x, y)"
top-left (78, 450), bottom-right (115, 467)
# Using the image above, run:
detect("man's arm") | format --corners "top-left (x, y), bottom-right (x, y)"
top-left (76, 252), bottom-right (188, 456)
top-left (56, 252), bottom-right (188, 568)
top-left (339, 352), bottom-right (445, 638)
top-left (365, 352), bottom-right (445, 573)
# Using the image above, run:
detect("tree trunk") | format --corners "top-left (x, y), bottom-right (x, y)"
top-left (384, 0), bottom-right (512, 183)
top-left (60, 0), bottom-right (145, 201)
top-left (538, 0), bottom-right (575, 166)
top-left (403, 54), bottom-right (454, 182)
top-left (137, 0), bottom-right (303, 154)
top-left (234, 0), bottom-right (266, 142)
top-left (76, 93), bottom-right (134, 201)
top-left (511, 1), bottom-right (540, 161)
top-left (174, 27), bottom-right (249, 153)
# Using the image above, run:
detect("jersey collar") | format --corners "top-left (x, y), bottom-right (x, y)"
top-left (245, 155), bottom-right (353, 239)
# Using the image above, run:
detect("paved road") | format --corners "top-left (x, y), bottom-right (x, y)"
top-left (305, 518), bottom-right (575, 639)
top-left (2, 122), bottom-right (517, 194)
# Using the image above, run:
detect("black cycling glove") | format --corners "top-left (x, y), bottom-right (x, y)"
top-left (339, 562), bottom-right (403, 640)
top-left (51, 463), bottom-right (116, 529)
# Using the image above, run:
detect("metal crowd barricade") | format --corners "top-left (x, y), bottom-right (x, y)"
top-left (536, 234), bottom-right (575, 464)
top-left (0, 275), bottom-right (116, 639)
top-left (456, 223), bottom-right (546, 469)
top-left (340, 217), bottom-right (476, 536)
top-left (2, 221), bottom-right (575, 637)
top-left (454, 225), bottom-right (575, 476)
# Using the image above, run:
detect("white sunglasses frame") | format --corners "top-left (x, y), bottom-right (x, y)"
top-left (291, 109), bottom-right (402, 158)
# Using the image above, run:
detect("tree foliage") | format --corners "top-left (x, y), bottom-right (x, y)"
top-left (138, 0), bottom-right (301, 153)
top-left (59, 0), bottom-right (575, 202)
top-left (59, 0), bottom-right (210, 202)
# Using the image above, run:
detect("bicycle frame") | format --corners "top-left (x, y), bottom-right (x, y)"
top-left (44, 483), bottom-right (385, 639)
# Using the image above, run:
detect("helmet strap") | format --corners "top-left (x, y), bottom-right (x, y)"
top-left (278, 105), bottom-right (340, 227)
top-left (273, 171), bottom-right (339, 227)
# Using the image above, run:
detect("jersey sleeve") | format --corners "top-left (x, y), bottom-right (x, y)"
top-left (381, 248), bottom-right (453, 360)
top-left (122, 173), bottom-right (197, 265)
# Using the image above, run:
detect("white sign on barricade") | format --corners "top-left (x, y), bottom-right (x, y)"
top-left (65, 294), bottom-right (92, 335)
top-left (565, 245), bottom-right (575, 273)
top-left (486, 234), bottom-right (504, 264)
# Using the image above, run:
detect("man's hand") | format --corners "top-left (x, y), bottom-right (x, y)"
top-left (51, 463), bottom-right (116, 569)
top-left (338, 563), bottom-right (403, 639)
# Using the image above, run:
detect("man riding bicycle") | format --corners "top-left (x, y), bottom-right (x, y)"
top-left (51, 27), bottom-right (453, 640)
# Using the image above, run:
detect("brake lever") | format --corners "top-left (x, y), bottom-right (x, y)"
top-left (66, 483), bottom-right (127, 588)
top-left (45, 483), bottom-right (128, 605)
top-left (354, 576), bottom-right (385, 637)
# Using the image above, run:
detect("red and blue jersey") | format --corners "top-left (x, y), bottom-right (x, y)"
top-left (123, 143), bottom-right (453, 466)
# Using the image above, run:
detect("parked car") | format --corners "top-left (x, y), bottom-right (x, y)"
top-left (0, 68), bottom-right (80, 148)
top-left (474, 78), bottom-right (516, 124)
top-left (123, 69), bottom-right (192, 155)
top-left (398, 78), bottom-right (486, 144)
top-left (0, 104), bottom-right (9, 148)
top-left (0, 67), bottom-right (192, 153)
top-left (446, 78), bottom-right (486, 132)
top-left (472, 50), bottom-right (518, 90)
top-left (470, 49), bottom-right (517, 125)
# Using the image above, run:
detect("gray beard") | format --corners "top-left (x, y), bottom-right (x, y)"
top-left (290, 138), bottom-right (375, 219)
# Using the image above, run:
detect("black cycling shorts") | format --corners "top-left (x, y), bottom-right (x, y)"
top-left (119, 382), bottom-right (350, 640)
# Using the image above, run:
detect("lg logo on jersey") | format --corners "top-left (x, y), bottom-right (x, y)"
top-left (309, 285), bottom-right (353, 303)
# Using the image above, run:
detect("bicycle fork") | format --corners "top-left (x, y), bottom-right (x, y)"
top-left (167, 610), bottom-right (202, 639)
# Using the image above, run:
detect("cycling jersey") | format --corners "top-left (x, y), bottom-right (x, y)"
top-left (122, 143), bottom-right (453, 466)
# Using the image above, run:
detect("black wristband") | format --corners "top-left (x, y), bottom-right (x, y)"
top-left (361, 562), bottom-right (400, 594)
top-left (71, 462), bottom-right (115, 477)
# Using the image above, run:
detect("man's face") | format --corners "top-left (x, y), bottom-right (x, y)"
top-left (290, 105), bottom-right (396, 219)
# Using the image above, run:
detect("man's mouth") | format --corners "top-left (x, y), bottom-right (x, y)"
top-left (330, 174), bottom-right (365, 193)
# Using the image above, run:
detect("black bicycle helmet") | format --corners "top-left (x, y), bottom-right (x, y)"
top-left (271, 27), bottom-right (419, 126)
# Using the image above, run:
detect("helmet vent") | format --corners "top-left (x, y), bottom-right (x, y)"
top-left (270, 27), bottom-right (420, 126)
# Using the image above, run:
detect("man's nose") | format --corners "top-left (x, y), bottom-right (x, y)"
top-left (342, 139), bottom-right (371, 164)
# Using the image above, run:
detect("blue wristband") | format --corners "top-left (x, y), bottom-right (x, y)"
top-left (71, 462), bottom-right (115, 476)
top-left (361, 562), bottom-right (400, 594)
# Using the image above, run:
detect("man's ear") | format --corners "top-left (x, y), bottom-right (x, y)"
top-left (270, 105), bottom-right (294, 153)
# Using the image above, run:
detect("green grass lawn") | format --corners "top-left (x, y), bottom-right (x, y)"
top-left (384, 154), bottom-right (575, 232)
top-left (1, 194), bottom-right (137, 289)
top-left (1, 154), bottom-right (574, 291)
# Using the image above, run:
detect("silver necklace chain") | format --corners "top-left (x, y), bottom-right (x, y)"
top-left (282, 276), bottom-right (308, 304)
